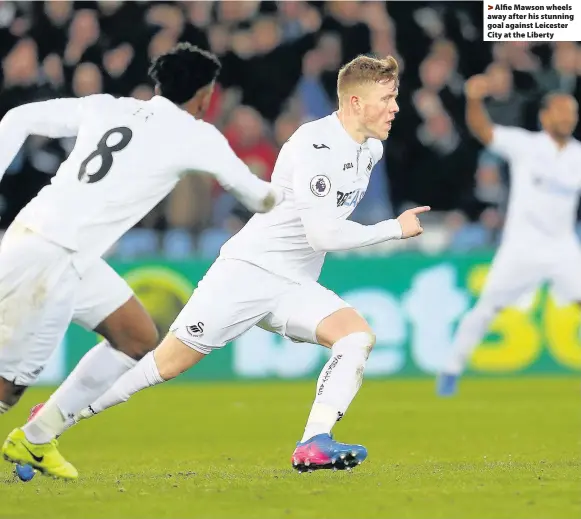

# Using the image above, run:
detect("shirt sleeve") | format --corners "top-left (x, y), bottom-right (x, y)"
top-left (489, 125), bottom-right (533, 163)
top-left (0, 97), bottom-right (85, 183)
top-left (182, 121), bottom-right (281, 214)
top-left (290, 138), bottom-right (402, 252)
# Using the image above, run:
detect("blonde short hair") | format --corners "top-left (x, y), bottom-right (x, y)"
top-left (337, 55), bottom-right (399, 102)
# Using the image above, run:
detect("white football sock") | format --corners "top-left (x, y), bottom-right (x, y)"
top-left (22, 404), bottom-right (65, 444)
top-left (79, 351), bottom-right (164, 418)
top-left (23, 341), bottom-right (137, 443)
top-left (443, 303), bottom-right (497, 375)
top-left (301, 332), bottom-right (374, 443)
top-left (0, 401), bottom-right (10, 415)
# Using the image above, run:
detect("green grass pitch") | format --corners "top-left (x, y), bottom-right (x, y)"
top-left (1, 378), bottom-right (579, 519)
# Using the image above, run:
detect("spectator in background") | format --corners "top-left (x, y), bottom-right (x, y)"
top-left (1, 1), bottom-right (576, 258)
top-left (490, 41), bottom-right (540, 95)
top-left (395, 47), bottom-right (476, 212)
top-left (322, 1), bottom-right (370, 63)
top-left (0, 38), bottom-right (42, 117)
top-left (146, 3), bottom-right (185, 39)
top-left (30, 0), bottom-right (71, 60)
top-left (274, 111), bottom-right (301, 149)
top-left (202, 105), bottom-right (278, 229)
top-left (410, 107), bottom-right (476, 210)
top-left (224, 105), bottom-right (277, 182)
top-left (416, 53), bottom-right (463, 126)
top-left (224, 8), bottom-right (321, 121)
top-left (207, 23), bottom-right (230, 58)
top-left (536, 43), bottom-right (579, 94)
top-left (473, 154), bottom-right (507, 212)
top-left (315, 31), bottom-right (343, 102)
top-left (2, 38), bottom-right (38, 91)
top-left (102, 43), bottom-right (136, 96)
top-left (277, 1), bottom-right (308, 43)
top-left (484, 62), bottom-right (527, 127)
top-left (446, 207), bottom-right (502, 252)
top-left (203, 82), bottom-right (242, 126)
top-left (185, 1), bottom-right (213, 30)
top-left (63, 9), bottom-right (102, 68)
top-left (98, 1), bottom-right (133, 41)
top-left (42, 53), bottom-right (65, 96)
top-left (429, 40), bottom-right (464, 96)
top-left (148, 30), bottom-right (177, 62)
top-left (297, 33), bottom-right (340, 121)
top-left (361, 0), bottom-right (398, 60)
top-left (72, 62), bottom-right (102, 97)
top-left (130, 84), bottom-right (154, 102)
top-left (492, 41), bottom-right (540, 75)
top-left (217, 1), bottom-right (260, 26)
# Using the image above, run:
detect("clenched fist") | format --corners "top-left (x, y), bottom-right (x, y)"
top-left (397, 206), bottom-right (431, 239)
top-left (465, 75), bottom-right (489, 100)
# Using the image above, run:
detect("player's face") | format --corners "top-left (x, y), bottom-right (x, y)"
top-left (359, 80), bottom-right (399, 141)
top-left (542, 96), bottom-right (578, 139)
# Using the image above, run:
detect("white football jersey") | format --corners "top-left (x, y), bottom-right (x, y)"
top-left (0, 95), bottom-right (274, 273)
top-left (490, 126), bottom-right (581, 248)
top-left (219, 112), bottom-right (400, 283)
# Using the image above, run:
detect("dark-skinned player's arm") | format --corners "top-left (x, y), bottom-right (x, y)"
top-left (465, 74), bottom-right (532, 162)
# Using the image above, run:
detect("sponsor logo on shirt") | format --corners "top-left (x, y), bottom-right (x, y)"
top-left (343, 162), bottom-right (353, 171)
top-left (532, 176), bottom-right (577, 196)
top-left (337, 188), bottom-right (366, 207)
top-left (367, 158), bottom-right (373, 172)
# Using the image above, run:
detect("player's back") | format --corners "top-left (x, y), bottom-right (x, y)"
top-left (16, 94), bottom-right (209, 271)
top-left (220, 113), bottom-right (380, 282)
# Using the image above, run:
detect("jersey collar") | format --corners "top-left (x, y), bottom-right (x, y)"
top-left (150, 95), bottom-right (185, 113)
top-left (541, 131), bottom-right (573, 153)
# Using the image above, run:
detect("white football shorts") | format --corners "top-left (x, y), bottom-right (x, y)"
top-left (171, 259), bottom-right (350, 354)
top-left (478, 240), bottom-right (581, 308)
top-left (0, 224), bottom-right (132, 386)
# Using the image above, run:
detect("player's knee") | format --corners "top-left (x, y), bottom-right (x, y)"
top-left (337, 320), bottom-right (376, 352)
top-left (125, 324), bottom-right (159, 360)
top-left (0, 377), bottom-right (27, 408)
top-left (108, 321), bottom-right (160, 361)
top-left (316, 308), bottom-right (374, 348)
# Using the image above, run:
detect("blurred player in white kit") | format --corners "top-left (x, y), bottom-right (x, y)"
top-left (438, 75), bottom-right (581, 396)
top-left (0, 43), bottom-right (282, 480)
top-left (55, 54), bottom-right (431, 476)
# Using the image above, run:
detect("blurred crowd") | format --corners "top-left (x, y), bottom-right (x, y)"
top-left (0, 1), bottom-right (580, 259)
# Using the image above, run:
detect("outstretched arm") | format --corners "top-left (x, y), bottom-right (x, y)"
top-left (291, 145), bottom-right (428, 252)
top-left (465, 75), bottom-right (493, 146)
top-left (0, 98), bottom-right (84, 183)
top-left (299, 203), bottom-right (429, 252)
top-left (185, 122), bottom-right (283, 214)
top-left (465, 74), bottom-right (533, 164)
